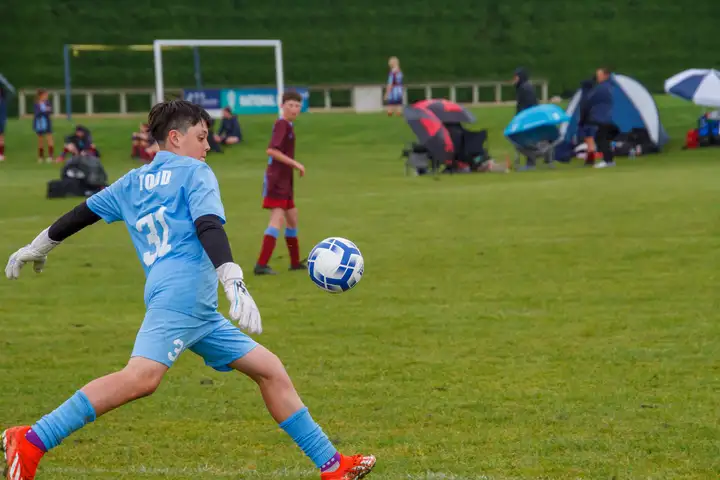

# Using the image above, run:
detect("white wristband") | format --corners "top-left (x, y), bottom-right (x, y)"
top-left (31, 228), bottom-right (61, 255)
top-left (216, 262), bottom-right (244, 284)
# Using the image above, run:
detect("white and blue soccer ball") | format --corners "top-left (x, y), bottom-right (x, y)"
top-left (308, 237), bottom-right (364, 293)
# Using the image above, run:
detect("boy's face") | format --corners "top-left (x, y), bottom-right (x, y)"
top-left (167, 121), bottom-right (210, 162)
top-left (282, 100), bottom-right (302, 121)
top-left (76, 129), bottom-right (85, 138)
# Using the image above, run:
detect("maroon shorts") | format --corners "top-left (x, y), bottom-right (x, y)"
top-left (262, 197), bottom-right (295, 210)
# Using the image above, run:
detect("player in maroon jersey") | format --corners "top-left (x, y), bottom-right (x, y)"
top-left (384, 56), bottom-right (404, 116)
top-left (255, 92), bottom-right (307, 275)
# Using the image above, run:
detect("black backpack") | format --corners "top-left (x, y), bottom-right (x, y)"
top-left (47, 155), bottom-right (109, 198)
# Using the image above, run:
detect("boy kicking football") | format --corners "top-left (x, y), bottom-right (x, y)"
top-left (255, 91), bottom-right (307, 275)
top-left (3, 100), bottom-right (375, 480)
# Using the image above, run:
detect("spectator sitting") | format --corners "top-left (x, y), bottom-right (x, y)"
top-left (131, 123), bottom-right (159, 162)
top-left (56, 125), bottom-right (98, 163)
top-left (0, 83), bottom-right (7, 162)
top-left (214, 107), bottom-right (243, 145)
top-left (207, 117), bottom-right (223, 153)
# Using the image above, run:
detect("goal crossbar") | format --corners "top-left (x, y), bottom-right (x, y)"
top-left (153, 39), bottom-right (284, 115)
top-left (63, 43), bottom-right (194, 120)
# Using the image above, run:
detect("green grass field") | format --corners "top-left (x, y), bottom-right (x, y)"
top-left (1, 97), bottom-right (719, 479)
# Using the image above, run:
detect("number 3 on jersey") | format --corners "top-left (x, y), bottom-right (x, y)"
top-left (136, 206), bottom-right (172, 266)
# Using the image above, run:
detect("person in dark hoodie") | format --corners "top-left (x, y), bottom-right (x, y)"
top-left (584, 67), bottom-right (618, 168)
top-left (577, 78), bottom-right (597, 166)
top-left (513, 67), bottom-right (547, 169)
top-left (513, 67), bottom-right (538, 113)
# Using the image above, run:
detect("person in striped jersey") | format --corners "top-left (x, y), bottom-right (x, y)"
top-left (384, 56), bottom-right (404, 116)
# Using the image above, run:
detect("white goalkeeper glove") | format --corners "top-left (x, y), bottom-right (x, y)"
top-left (217, 262), bottom-right (262, 334)
top-left (6, 228), bottom-right (60, 280)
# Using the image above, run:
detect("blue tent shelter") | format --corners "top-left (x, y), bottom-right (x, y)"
top-left (560, 73), bottom-right (669, 150)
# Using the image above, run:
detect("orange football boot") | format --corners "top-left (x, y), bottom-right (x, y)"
top-left (320, 454), bottom-right (376, 480)
top-left (2, 427), bottom-right (44, 480)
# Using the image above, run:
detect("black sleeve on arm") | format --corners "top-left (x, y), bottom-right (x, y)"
top-left (48, 201), bottom-right (102, 242)
top-left (195, 214), bottom-right (234, 269)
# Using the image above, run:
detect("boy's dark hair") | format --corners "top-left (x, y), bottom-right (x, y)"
top-left (148, 100), bottom-right (212, 144)
top-left (282, 91), bottom-right (303, 104)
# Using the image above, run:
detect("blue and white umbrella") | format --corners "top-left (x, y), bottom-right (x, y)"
top-left (664, 69), bottom-right (720, 107)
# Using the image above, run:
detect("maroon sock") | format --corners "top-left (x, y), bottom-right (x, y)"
top-left (48, 145), bottom-right (54, 158)
top-left (286, 236), bottom-right (300, 266)
top-left (38, 147), bottom-right (44, 158)
top-left (257, 234), bottom-right (277, 266)
top-left (0, 144), bottom-right (4, 155)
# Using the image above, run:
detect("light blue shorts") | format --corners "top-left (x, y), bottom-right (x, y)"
top-left (131, 308), bottom-right (258, 372)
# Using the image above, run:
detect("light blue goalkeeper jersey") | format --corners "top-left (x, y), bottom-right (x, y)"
top-left (87, 151), bottom-right (226, 319)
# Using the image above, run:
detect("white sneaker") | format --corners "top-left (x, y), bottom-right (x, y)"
top-left (594, 160), bottom-right (608, 169)
top-left (45, 157), bottom-right (53, 164)
top-left (0, 155), bottom-right (5, 162)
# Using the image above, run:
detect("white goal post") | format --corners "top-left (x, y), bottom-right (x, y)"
top-left (153, 39), bottom-right (284, 115)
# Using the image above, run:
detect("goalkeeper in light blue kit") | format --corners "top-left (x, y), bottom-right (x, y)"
top-left (2, 100), bottom-right (375, 480)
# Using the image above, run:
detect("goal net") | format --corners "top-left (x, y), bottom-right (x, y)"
top-left (153, 39), bottom-right (285, 117)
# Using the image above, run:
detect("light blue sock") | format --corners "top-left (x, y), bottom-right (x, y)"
top-left (31, 391), bottom-right (96, 451)
top-left (285, 227), bottom-right (298, 238)
top-left (265, 226), bottom-right (280, 238)
top-left (280, 407), bottom-right (337, 469)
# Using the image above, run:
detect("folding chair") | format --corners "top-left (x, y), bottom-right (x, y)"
top-left (402, 143), bottom-right (432, 176)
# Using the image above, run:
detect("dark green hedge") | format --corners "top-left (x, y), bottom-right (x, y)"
top-left (1, 0), bottom-right (718, 94)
